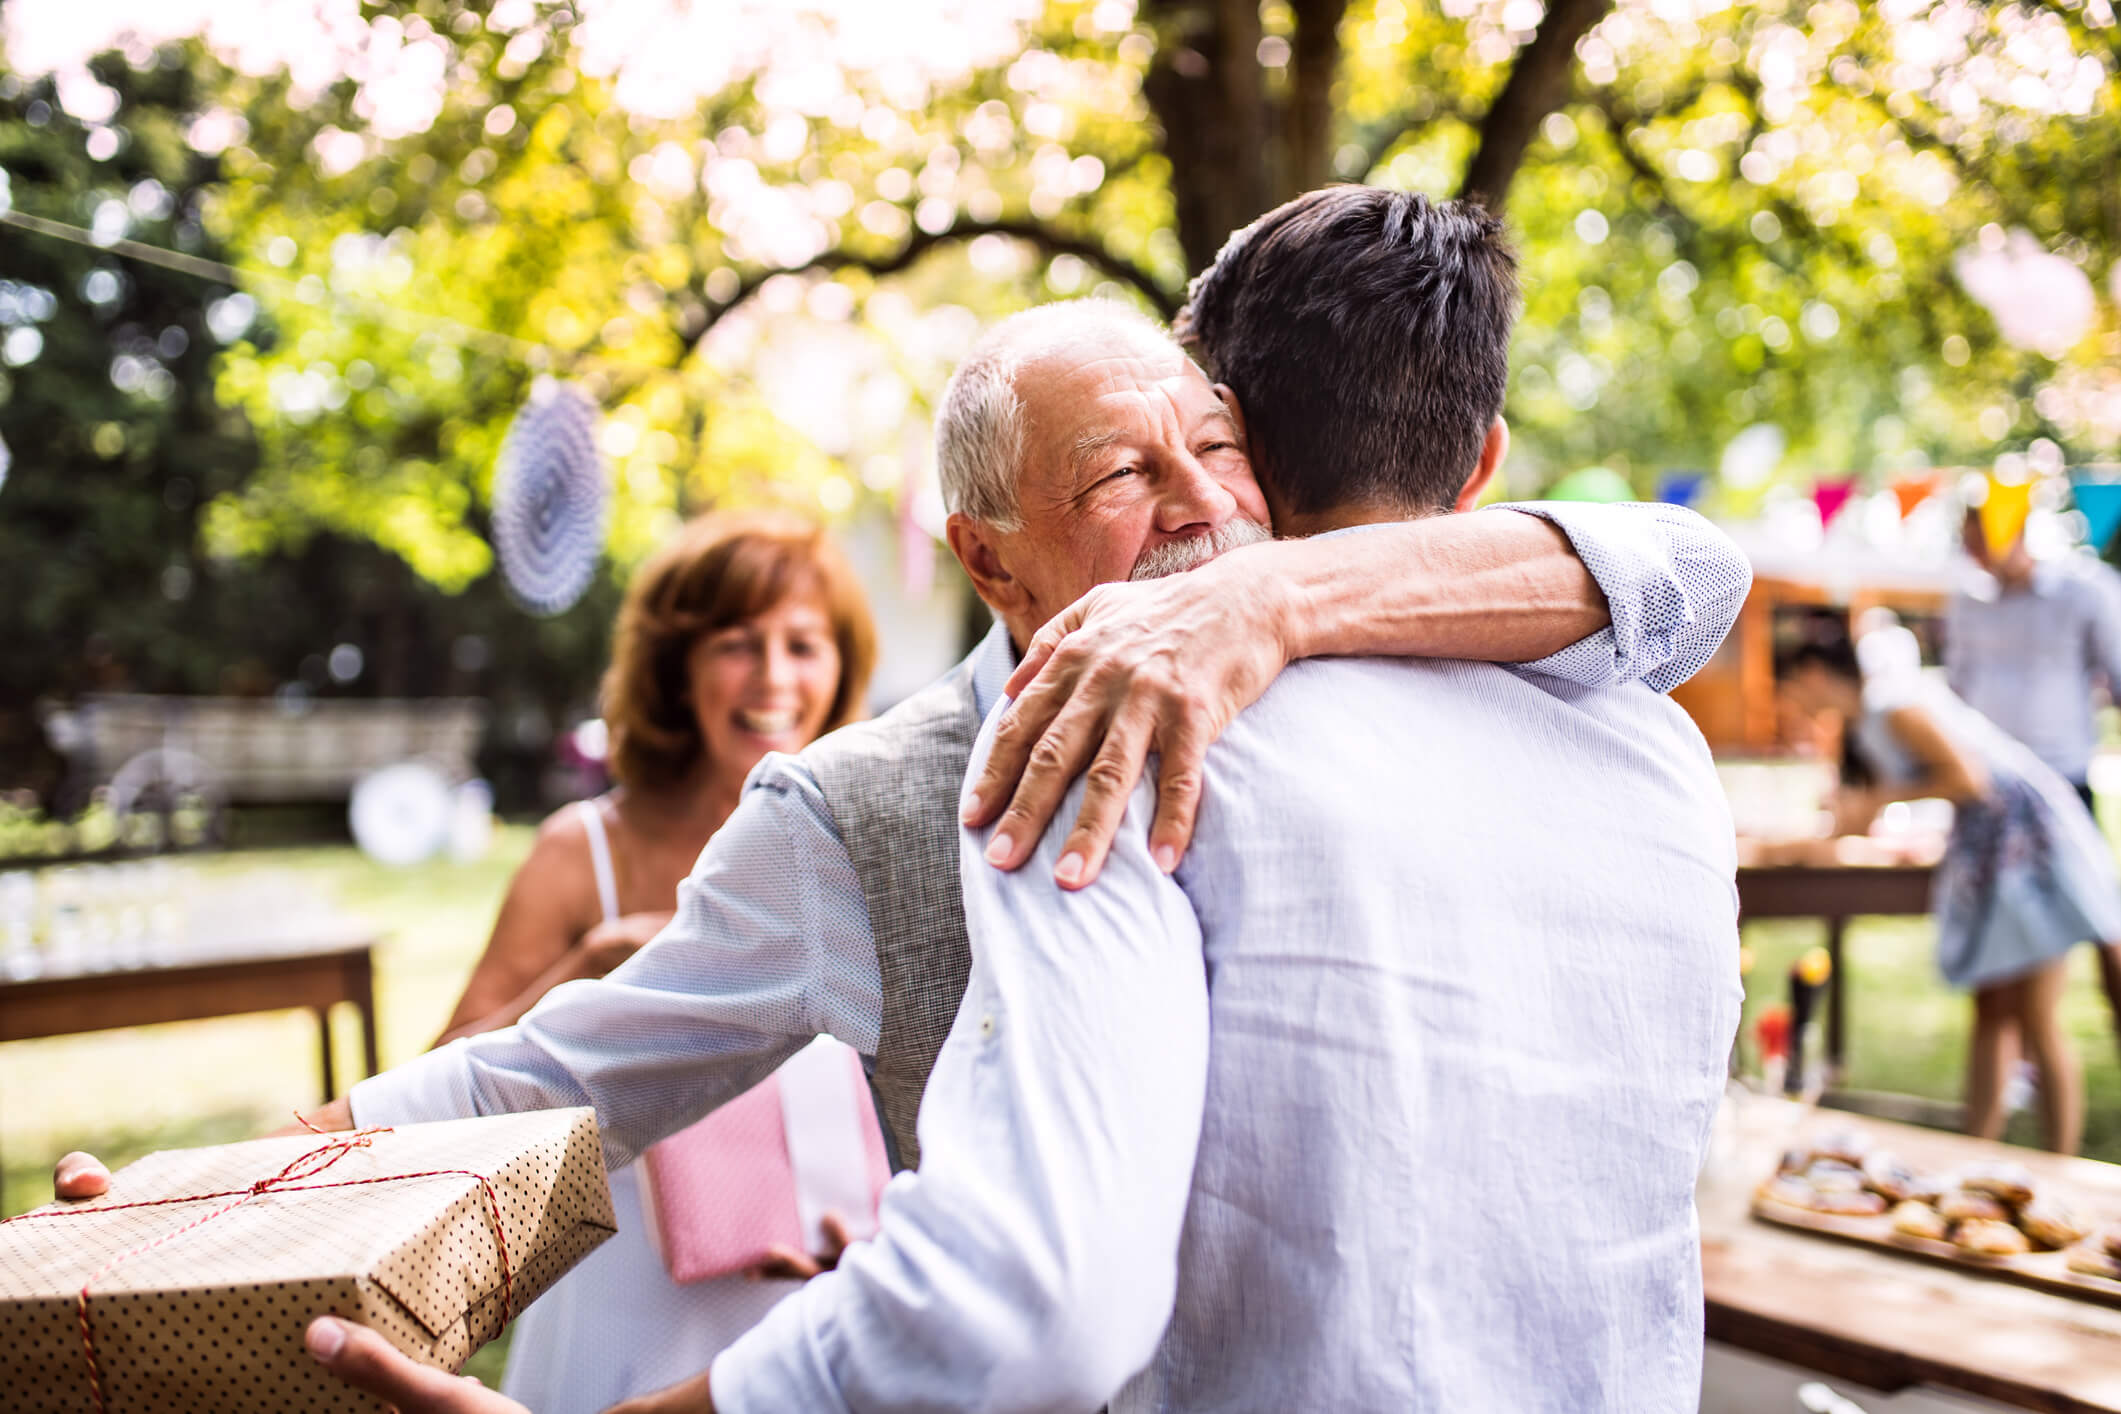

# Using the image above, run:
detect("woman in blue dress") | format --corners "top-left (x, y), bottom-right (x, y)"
top-left (1780, 620), bottom-right (2121, 1155)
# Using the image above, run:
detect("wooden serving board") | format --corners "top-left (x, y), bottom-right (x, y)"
top-left (1752, 1192), bottom-right (2121, 1311)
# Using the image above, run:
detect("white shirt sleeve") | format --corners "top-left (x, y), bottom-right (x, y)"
top-left (349, 759), bottom-right (884, 1171)
top-left (1497, 501), bottom-right (1753, 693)
top-left (709, 711), bottom-right (1211, 1414)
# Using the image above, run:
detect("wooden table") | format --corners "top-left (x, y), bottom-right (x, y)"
top-left (1704, 1097), bottom-right (2121, 1411)
top-left (1737, 863), bottom-right (1936, 1083)
top-left (0, 927), bottom-right (381, 1100)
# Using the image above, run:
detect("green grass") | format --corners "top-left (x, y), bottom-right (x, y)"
top-left (1739, 915), bottom-right (2121, 1159)
top-left (3, 829), bottom-right (537, 1214)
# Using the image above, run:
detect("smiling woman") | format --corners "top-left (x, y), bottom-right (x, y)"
top-left (425, 509), bottom-right (880, 1414)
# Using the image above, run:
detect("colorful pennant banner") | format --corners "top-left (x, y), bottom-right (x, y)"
top-left (2071, 479), bottom-right (2121, 555)
top-left (1979, 475), bottom-right (2035, 559)
top-left (1889, 471), bottom-right (1941, 520)
top-left (1655, 471), bottom-right (1707, 509)
top-left (1812, 477), bottom-right (1859, 528)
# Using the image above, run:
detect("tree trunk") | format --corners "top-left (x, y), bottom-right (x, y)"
top-left (1457, 0), bottom-right (1612, 212)
top-left (1142, 0), bottom-right (1276, 274)
top-left (1286, 0), bottom-right (1350, 195)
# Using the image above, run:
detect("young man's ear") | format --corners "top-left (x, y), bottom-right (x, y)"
top-left (1452, 417), bottom-right (1510, 513)
top-left (945, 513), bottom-right (1031, 622)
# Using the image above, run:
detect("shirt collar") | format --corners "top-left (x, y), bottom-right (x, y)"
top-left (968, 618), bottom-right (1017, 719)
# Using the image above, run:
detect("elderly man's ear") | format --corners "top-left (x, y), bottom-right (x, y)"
top-left (947, 513), bottom-right (1035, 622)
top-left (1453, 418), bottom-right (1509, 514)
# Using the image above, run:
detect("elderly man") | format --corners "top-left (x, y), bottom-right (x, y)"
top-left (65, 242), bottom-right (1746, 1414)
top-left (668, 191), bottom-right (1743, 1413)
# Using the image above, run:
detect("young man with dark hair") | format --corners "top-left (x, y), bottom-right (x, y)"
top-left (1176, 187), bottom-right (1520, 519)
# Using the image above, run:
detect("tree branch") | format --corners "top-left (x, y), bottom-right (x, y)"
top-left (1355, 97), bottom-right (1473, 178)
top-left (688, 216), bottom-right (1181, 349)
top-left (1458, 0), bottom-right (1613, 211)
top-left (1587, 98), bottom-right (1703, 249)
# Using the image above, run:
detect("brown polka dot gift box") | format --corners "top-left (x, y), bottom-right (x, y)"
top-left (0, 1108), bottom-right (615, 1413)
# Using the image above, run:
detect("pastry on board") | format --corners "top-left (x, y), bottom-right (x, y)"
top-left (1954, 1219), bottom-right (2032, 1258)
top-left (1889, 1200), bottom-right (1950, 1243)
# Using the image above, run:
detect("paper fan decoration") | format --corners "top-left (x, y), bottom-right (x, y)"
top-left (493, 378), bottom-right (608, 616)
top-left (349, 761), bottom-right (454, 867)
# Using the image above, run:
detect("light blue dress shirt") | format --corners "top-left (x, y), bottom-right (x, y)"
top-left (349, 503), bottom-right (1749, 1175)
top-left (710, 527), bottom-right (1745, 1413)
top-left (1945, 556), bottom-right (2121, 784)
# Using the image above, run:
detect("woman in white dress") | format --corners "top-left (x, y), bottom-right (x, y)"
top-left (434, 511), bottom-right (878, 1412)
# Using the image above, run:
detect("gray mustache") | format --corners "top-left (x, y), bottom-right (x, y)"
top-left (1130, 518), bottom-right (1272, 581)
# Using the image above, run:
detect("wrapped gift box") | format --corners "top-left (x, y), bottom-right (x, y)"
top-left (0, 1108), bottom-right (615, 1413)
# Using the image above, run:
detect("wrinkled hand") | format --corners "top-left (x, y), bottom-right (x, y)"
top-left (306, 1317), bottom-right (529, 1414)
top-left (963, 556), bottom-right (1291, 888)
top-left (747, 1210), bottom-right (852, 1281)
top-left (603, 1368), bottom-right (715, 1413)
top-left (53, 1151), bottom-right (110, 1200)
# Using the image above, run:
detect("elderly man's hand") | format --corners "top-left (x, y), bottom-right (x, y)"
top-left (52, 1151), bottom-right (111, 1200)
top-left (963, 547), bottom-right (1292, 888)
top-left (305, 1317), bottom-right (530, 1414)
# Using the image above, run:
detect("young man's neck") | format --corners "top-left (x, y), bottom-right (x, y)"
top-left (1274, 500), bottom-right (1443, 538)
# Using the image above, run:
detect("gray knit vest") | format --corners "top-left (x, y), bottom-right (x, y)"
top-left (803, 656), bottom-right (982, 1171)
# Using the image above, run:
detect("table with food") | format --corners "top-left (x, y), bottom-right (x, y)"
top-left (1703, 1098), bottom-right (2121, 1411)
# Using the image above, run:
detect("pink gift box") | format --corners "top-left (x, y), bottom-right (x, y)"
top-left (639, 1039), bottom-right (891, 1283)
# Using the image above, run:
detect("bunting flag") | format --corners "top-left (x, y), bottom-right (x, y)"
top-left (2071, 480), bottom-right (2121, 554)
top-left (1812, 477), bottom-right (1859, 528)
top-left (1655, 470), bottom-right (1708, 509)
top-left (1889, 471), bottom-right (1941, 520)
top-left (1979, 475), bottom-right (2035, 560)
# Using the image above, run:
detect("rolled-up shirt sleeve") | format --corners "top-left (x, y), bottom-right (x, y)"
top-left (1497, 501), bottom-right (1752, 693)
top-left (711, 711), bottom-right (1210, 1414)
top-left (348, 758), bottom-right (883, 1171)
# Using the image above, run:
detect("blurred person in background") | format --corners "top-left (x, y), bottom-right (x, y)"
top-left (1947, 510), bottom-right (2121, 1033)
top-left (1781, 617), bottom-right (2121, 1154)
top-left (437, 510), bottom-right (881, 1414)
top-left (1948, 510), bottom-right (2121, 816)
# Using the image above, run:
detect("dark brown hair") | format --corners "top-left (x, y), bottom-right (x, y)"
top-left (600, 512), bottom-right (876, 791)
top-left (1174, 187), bottom-right (1520, 516)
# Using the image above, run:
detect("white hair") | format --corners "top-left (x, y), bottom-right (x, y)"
top-left (934, 299), bottom-right (1183, 531)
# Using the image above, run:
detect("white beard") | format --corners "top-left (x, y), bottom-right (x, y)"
top-left (1129, 517), bottom-right (1272, 581)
